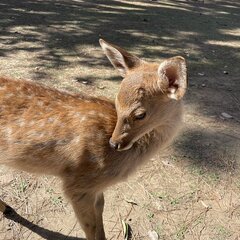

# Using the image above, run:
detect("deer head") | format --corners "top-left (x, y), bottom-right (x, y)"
top-left (100, 39), bottom-right (187, 151)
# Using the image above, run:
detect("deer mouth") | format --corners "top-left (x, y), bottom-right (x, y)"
top-left (116, 142), bottom-right (133, 151)
top-left (109, 137), bottom-right (133, 151)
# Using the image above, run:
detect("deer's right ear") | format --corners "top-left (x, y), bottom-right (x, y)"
top-left (158, 56), bottom-right (187, 100)
top-left (99, 39), bottom-right (141, 77)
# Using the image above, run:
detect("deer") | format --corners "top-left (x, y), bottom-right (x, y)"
top-left (0, 39), bottom-right (187, 240)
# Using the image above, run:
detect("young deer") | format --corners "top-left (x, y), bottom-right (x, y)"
top-left (0, 39), bottom-right (187, 240)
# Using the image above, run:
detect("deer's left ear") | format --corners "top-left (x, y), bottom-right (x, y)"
top-left (158, 56), bottom-right (187, 100)
top-left (99, 39), bottom-right (142, 77)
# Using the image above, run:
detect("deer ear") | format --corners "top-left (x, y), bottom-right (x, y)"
top-left (158, 56), bottom-right (187, 100)
top-left (99, 39), bottom-right (141, 77)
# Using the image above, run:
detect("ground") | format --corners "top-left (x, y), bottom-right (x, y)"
top-left (0, 0), bottom-right (240, 239)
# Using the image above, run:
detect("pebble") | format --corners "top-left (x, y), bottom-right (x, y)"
top-left (148, 230), bottom-right (159, 240)
top-left (98, 85), bottom-right (106, 89)
top-left (221, 112), bottom-right (233, 119)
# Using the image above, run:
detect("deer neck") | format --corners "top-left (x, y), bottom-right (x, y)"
top-left (134, 101), bottom-right (183, 155)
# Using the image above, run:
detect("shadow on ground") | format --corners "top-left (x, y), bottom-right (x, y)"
top-left (0, 0), bottom-right (239, 118)
top-left (0, 0), bottom-right (239, 76)
top-left (174, 127), bottom-right (240, 174)
top-left (4, 208), bottom-right (84, 240)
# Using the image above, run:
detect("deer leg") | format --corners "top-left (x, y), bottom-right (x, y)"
top-left (94, 193), bottom-right (105, 240)
top-left (64, 187), bottom-right (106, 240)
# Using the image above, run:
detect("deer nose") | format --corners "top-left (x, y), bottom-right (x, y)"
top-left (109, 138), bottom-right (119, 150)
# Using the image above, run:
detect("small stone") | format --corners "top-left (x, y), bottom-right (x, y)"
top-left (221, 112), bottom-right (233, 119)
top-left (82, 81), bottom-right (88, 85)
top-left (148, 230), bottom-right (159, 240)
top-left (223, 71), bottom-right (229, 74)
top-left (201, 84), bottom-right (206, 87)
top-left (162, 160), bottom-right (175, 167)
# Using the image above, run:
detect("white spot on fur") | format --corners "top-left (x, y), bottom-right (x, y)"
top-left (98, 113), bottom-right (105, 118)
top-left (27, 131), bottom-right (37, 138)
top-left (37, 101), bottom-right (44, 107)
top-left (80, 116), bottom-right (87, 122)
top-left (37, 133), bottom-right (45, 138)
top-left (15, 119), bottom-right (25, 127)
top-left (6, 93), bottom-right (14, 98)
top-left (39, 122), bottom-right (45, 127)
top-left (46, 107), bottom-right (53, 112)
top-left (47, 117), bottom-right (55, 123)
top-left (75, 112), bottom-right (81, 117)
top-left (29, 120), bottom-right (35, 126)
top-left (89, 111), bottom-right (96, 116)
top-left (72, 136), bottom-right (81, 144)
top-left (4, 127), bottom-right (13, 142)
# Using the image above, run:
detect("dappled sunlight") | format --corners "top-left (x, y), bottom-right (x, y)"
top-left (219, 28), bottom-right (240, 37)
top-left (0, 0), bottom-right (239, 125)
top-left (0, 0), bottom-right (239, 120)
top-left (121, 0), bottom-right (193, 12)
top-left (206, 40), bottom-right (240, 48)
top-left (0, 0), bottom-right (238, 78)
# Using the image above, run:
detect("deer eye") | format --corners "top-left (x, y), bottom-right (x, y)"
top-left (135, 112), bottom-right (146, 120)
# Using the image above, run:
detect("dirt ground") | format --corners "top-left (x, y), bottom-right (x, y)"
top-left (0, 0), bottom-right (240, 239)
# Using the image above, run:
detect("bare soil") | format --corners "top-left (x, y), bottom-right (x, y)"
top-left (0, 0), bottom-right (240, 239)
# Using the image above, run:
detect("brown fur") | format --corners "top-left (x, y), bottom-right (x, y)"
top-left (0, 40), bottom-right (187, 240)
